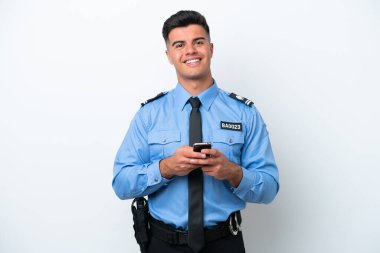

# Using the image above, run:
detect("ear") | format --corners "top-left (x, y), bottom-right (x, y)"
top-left (210, 43), bottom-right (214, 57)
top-left (166, 50), bottom-right (174, 65)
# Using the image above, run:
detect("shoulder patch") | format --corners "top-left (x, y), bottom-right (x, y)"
top-left (141, 92), bottom-right (167, 107)
top-left (229, 93), bottom-right (254, 106)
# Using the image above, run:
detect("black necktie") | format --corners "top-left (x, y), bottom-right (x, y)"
top-left (188, 97), bottom-right (205, 252)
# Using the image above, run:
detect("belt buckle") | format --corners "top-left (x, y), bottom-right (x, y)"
top-left (229, 212), bottom-right (241, 236)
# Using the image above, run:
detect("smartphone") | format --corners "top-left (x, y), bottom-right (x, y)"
top-left (193, 142), bottom-right (212, 157)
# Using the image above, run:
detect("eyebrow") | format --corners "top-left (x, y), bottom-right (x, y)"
top-left (171, 37), bottom-right (207, 47)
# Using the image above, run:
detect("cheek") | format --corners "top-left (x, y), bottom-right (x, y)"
top-left (200, 50), bottom-right (212, 61)
top-left (172, 55), bottom-right (182, 65)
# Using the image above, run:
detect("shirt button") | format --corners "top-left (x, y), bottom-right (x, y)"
top-left (229, 138), bottom-right (233, 143)
top-left (154, 177), bottom-right (158, 182)
top-left (162, 139), bottom-right (166, 143)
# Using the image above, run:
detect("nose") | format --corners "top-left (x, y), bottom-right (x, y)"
top-left (185, 43), bottom-right (197, 55)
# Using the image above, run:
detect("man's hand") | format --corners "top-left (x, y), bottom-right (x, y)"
top-left (159, 146), bottom-right (207, 179)
top-left (190, 149), bottom-right (243, 188)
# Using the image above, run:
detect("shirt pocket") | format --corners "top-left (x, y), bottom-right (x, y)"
top-left (212, 129), bottom-right (244, 164)
top-left (148, 130), bottom-right (181, 160)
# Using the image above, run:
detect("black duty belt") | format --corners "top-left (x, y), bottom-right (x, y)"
top-left (149, 211), bottom-right (242, 245)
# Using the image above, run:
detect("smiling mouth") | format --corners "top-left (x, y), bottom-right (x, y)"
top-left (184, 58), bottom-right (201, 64)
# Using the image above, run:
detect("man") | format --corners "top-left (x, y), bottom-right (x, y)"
top-left (113, 10), bottom-right (279, 253)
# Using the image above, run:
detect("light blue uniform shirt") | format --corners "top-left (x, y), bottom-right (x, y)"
top-left (113, 82), bottom-right (279, 229)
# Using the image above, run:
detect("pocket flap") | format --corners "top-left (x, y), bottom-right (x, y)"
top-left (148, 130), bottom-right (181, 145)
top-left (212, 129), bottom-right (244, 145)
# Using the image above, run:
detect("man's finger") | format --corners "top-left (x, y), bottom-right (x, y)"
top-left (179, 146), bottom-right (207, 158)
top-left (201, 148), bottom-right (219, 156)
top-left (177, 146), bottom-right (193, 154)
top-left (189, 158), bottom-right (212, 165)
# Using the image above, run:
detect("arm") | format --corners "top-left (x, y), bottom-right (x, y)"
top-left (235, 107), bottom-right (279, 203)
top-left (112, 110), bottom-right (170, 200)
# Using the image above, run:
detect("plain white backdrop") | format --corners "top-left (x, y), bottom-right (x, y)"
top-left (1, 0), bottom-right (379, 252)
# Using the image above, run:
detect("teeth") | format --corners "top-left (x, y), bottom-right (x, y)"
top-left (186, 59), bottom-right (200, 64)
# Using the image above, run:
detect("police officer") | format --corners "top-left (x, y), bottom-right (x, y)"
top-left (113, 10), bottom-right (279, 253)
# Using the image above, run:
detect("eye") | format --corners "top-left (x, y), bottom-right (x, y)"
top-left (195, 40), bottom-right (204, 45)
top-left (174, 43), bottom-right (184, 49)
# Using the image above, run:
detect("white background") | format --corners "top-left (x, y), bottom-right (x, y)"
top-left (1, 0), bottom-right (379, 252)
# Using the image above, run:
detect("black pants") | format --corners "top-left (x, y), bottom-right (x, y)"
top-left (147, 231), bottom-right (246, 253)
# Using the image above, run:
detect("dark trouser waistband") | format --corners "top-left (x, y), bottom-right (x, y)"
top-left (149, 211), bottom-right (242, 245)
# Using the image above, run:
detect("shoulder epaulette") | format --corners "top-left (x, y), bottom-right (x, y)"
top-left (141, 92), bottom-right (167, 107)
top-left (229, 92), bottom-right (254, 107)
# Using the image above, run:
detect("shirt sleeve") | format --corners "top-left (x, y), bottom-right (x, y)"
top-left (112, 109), bottom-right (171, 200)
top-left (232, 106), bottom-right (279, 204)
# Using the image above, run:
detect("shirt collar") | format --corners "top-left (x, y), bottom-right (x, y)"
top-left (174, 80), bottom-right (219, 111)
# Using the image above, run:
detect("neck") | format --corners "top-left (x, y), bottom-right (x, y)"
top-left (178, 75), bottom-right (214, 96)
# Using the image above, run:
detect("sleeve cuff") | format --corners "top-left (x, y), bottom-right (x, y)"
top-left (146, 160), bottom-right (172, 187)
top-left (232, 167), bottom-right (262, 198)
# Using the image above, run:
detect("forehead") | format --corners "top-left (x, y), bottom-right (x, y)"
top-left (167, 24), bottom-right (209, 42)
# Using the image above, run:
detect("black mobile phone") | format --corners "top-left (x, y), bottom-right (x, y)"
top-left (193, 142), bottom-right (212, 157)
